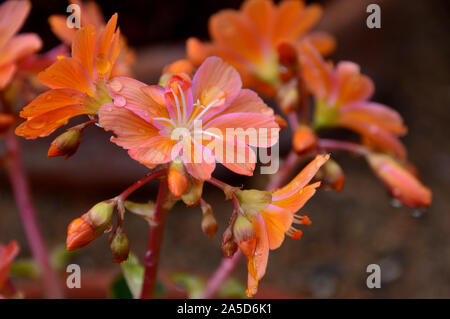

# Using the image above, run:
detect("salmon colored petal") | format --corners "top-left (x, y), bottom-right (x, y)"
top-left (72, 25), bottom-right (96, 78)
top-left (272, 0), bottom-right (304, 44)
top-left (20, 88), bottom-right (86, 118)
top-left (298, 41), bottom-right (333, 99)
top-left (209, 10), bottom-right (262, 64)
top-left (204, 113), bottom-right (279, 147)
top-left (107, 77), bottom-right (168, 122)
top-left (260, 204), bottom-right (293, 250)
top-left (339, 102), bottom-right (407, 135)
top-left (272, 182), bottom-right (320, 213)
top-left (0, 241), bottom-right (19, 291)
top-left (289, 4), bottom-right (323, 42)
top-left (338, 118), bottom-right (407, 159)
top-left (0, 33), bottom-right (42, 65)
top-left (38, 57), bottom-right (95, 95)
top-left (128, 136), bottom-right (177, 167)
top-left (0, 0), bottom-right (30, 48)
top-left (181, 138), bottom-right (216, 181)
top-left (15, 104), bottom-right (91, 139)
top-left (99, 102), bottom-right (158, 149)
top-left (272, 154), bottom-right (329, 198)
top-left (216, 89), bottom-right (274, 116)
top-left (206, 134), bottom-right (256, 176)
top-left (0, 62), bottom-right (15, 89)
top-left (81, 0), bottom-right (105, 29)
top-left (48, 15), bottom-right (76, 45)
top-left (303, 31), bottom-right (336, 56)
top-left (242, 0), bottom-right (274, 39)
top-left (192, 56), bottom-right (242, 111)
top-left (367, 153), bottom-right (432, 208)
top-left (186, 37), bottom-right (212, 67)
top-left (335, 61), bottom-right (374, 106)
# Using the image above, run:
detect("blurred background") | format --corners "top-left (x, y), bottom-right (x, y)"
top-left (0, 0), bottom-right (449, 298)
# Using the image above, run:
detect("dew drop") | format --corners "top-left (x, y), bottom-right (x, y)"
top-left (109, 79), bottom-right (123, 92)
top-left (114, 96), bottom-right (126, 107)
top-left (390, 198), bottom-right (403, 208)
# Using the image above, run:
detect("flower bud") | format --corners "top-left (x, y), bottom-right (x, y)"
top-left (274, 115), bottom-right (288, 131)
top-left (366, 153), bottom-right (432, 208)
top-left (88, 201), bottom-right (115, 233)
top-left (293, 125), bottom-right (318, 155)
top-left (316, 159), bottom-right (345, 191)
top-left (200, 199), bottom-right (217, 238)
top-left (221, 225), bottom-right (238, 258)
top-left (47, 129), bottom-right (81, 158)
top-left (66, 215), bottom-right (97, 251)
top-left (168, 160), bottom-right (189, 197)
top-left (109, 227), bottom-right (130, 264)
top-left (181, 178), bottom-right (203, 206)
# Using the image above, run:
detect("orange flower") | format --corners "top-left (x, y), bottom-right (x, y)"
top-left (366, 153), bottom-right (432, 208)
top-left (99, 56), bottom-right (280, 181)
top-left (235, 154), bottom-right (329, 297)
top-left (49, 0), bottom-right (134, 77)
top-left (0, 241), bottom-right (19, 292)
top-left (299, 42), bottom-right (408, 159)
top-left (15, 14), bottom-right (122, 139)
top-left (187, 0), bottom-right (335, 96)
top-left (0, 0), bottom-right (42, 89)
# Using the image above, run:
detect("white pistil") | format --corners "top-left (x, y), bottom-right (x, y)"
top-left (171, 88), bottom-right (182, 124)
top-left (153, 117), bottom-right (176, 127)
top-left (177, 83), bottom-right (187, 122)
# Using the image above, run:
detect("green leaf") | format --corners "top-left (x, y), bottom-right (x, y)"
top-left (109, 274), bottom-right (133, 299)
top-left (217, 278), bottom-right (248, 299)
top-left (120, 252), bottom-right (144, 299)
top-left (171, 272), bottom-right (205, 299)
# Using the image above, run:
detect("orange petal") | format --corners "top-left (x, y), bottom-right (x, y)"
top-left (304, 31), bottom-right (336, 56)
top-left (0, 241), bottom-right (19, 291)
top-left (260, 204), bottom-right (293, 250)
top-left (99, 102), bottom-right (158, 149)
top-left (181, 138), bottom-right (216, 181)
top-left (215, 88), bottom-right (274, 117)
top-left (242, 0), bottom-right (274, 39)
top-left (128, 136), bottom-right (177, 167)
top-left (272, 182), bottom-right (321, 213)
top-left (335, 61), bottom-right (374, 106)
top-left (96, 13), bottom-right (118, 58)
top-left (272, 154), bottom-right (329, 198)
top-left (0, 62), bottom-right (16, 89)
top-left (48, 15), bottom-right (76, 45)
top-left (15, 104), bottom-right (91, 139)
top-left (72, 25), bottom-right (96, 78)
top-left (20, 88), bottom-right (86, 118)
top-left (367, 153), bottom-right (432, 208)
top-left (38, 57), bottom-right (95, 95)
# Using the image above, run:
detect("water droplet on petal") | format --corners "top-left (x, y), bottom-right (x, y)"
top-left (390, 198), bottom-right (403, 208)
top-left (28, 119), bottom-right (46, 129)
top-left (114, 96), bottom-right (126, 107)
top-left (109, 79), bottom-right (123, 92)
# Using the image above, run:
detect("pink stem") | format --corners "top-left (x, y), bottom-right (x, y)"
top-left (317, 138), bottom-right (369, 156)
top-left (117, 168), bottom-right (166, 201)
top-left (139, 178), bottom-right (170, 299)
top-left (5, 132), bottom-right (63, 298)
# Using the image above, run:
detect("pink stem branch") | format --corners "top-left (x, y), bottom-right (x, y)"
top-left (317, 138), bottom-right (369, 156)
top-left (5, 132), bottom-right (63, 298)
top-left (139, 178), bottom-right (170, 299)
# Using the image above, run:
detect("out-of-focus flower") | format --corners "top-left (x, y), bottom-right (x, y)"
top-left (315, 158), bottom-right (345, 191)
top-left (293, 125), bottom-right (318, 155)
top-left (49, 0), bottom-right (134, 77)
top-left (234, 154), bottom-right (329, 297)
top-left (99, 56), bottom-right (280, 181)
top-left (16, 14), bottom-right (121, 139)
top-left (0, 241), bottom-right (19, 292)
top-left (187, 0), bottom-right (335, 96)
top-left (366, 153), bottom-right (432, 208)
top-left (299, 42), bottom-right (408, 159)
top-left (0, 0), bottom-right (42, 89)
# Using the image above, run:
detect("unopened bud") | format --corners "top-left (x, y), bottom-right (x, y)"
top-left (274, 115), bottom-right (288, 131)
top-left (181, 178), bottom-right (203, 206)
top-left (316, 159), bottom-right (345, 191)
top-left (293, 125), bottom-right (318, 155)
top-left (66, 215), bottom-right (97, 251)
top-left (47, 129), bottom-right (81, 158)
top-left (221, 225), bottom-right (238, 258)
top-left (109, 227), bottom-right (130, 264)
top-left (200, 199), bottom-right (217, 238)
top-left (88, 201), bottom-right (115, 233)
top-left (168, 161), bottom-right (189, 197)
